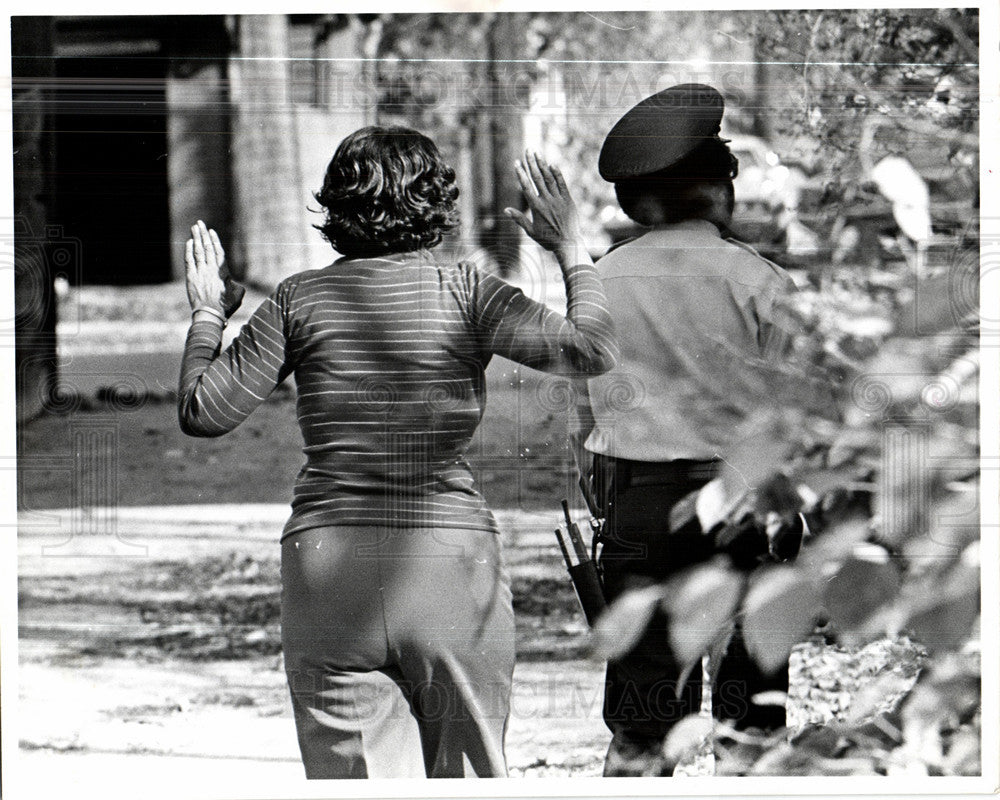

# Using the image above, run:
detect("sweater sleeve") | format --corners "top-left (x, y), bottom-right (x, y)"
top-left (469, 262), bottom-right (618, 376)
top-left (178, 283), bottom-right (293, 437)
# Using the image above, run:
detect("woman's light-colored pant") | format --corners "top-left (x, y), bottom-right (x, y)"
top-left (281, 525), bottom-right (515, 778)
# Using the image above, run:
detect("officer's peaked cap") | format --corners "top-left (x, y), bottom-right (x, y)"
top-left (598, 83), bottom-right (725, 182)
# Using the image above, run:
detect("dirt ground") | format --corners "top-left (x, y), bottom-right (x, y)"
top-left (17, 506), bottom-right (611, 785)
top-left (16, 284), bottom-right (926, 790)
top-left (18, 402), bottom-right (612, 786)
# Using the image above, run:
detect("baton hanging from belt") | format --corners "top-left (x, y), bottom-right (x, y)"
top-left (555, 499), bottom-right (606, 626)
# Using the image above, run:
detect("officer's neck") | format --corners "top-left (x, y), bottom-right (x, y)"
top-left (699, 183), bottom-right (735, 231)
top-left (647, 183), bottom-right (734, 232)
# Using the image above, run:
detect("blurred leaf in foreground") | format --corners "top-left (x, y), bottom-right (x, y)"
top-left (822, 553), bottom-right (902, 639)
top-left (590, 584), bottom-right (663, 661)
top-left (743, 566), bottom-right (823, 674)
top-left (662, 558), bottom-right (746, 668)
top-left (902, 582), bottom-right (979, 654)
top-left (662, 714), bottom-right (714, 768)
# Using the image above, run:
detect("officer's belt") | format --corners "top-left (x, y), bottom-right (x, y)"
top-left (603, 456), bottom-right (720, 488)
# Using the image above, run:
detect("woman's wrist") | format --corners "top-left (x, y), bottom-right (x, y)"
top-left (192, 305), bottom-right (227, 324)
top-left (554, 237), bottom-right (594, 270)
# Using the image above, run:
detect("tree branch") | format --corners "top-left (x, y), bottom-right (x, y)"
top-left (939, 10), bottom-right (978, 63)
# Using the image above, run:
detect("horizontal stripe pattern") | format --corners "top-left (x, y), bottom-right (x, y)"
top-left (179, 251), bottom-right (616, 538)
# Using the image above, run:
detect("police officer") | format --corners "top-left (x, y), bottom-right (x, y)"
top-left (575, 84), bottom-right (799, 775)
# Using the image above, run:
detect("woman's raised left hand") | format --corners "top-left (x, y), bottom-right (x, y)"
top-left (504, 151), bottom-right (586, 255)
top-left (185, 220), bottom-right (245, 319)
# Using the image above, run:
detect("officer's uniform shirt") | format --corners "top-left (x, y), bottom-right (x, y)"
top-left (585, 218), bottom-right (796, 463)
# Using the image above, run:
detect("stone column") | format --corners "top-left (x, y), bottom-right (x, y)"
top-left (229, 14), bottom-right (311, 287)
top-left (165, 17), bottom-right (234, 280)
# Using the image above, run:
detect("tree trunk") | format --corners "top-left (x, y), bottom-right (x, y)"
top-left (165, 17), bottom-right (232, 281)
top-left (484, 13), bottom-right (527, 275)
top-left (751, 18), bottom-right (771, 141)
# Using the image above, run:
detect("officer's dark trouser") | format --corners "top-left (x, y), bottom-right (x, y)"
top-left (281, 526), bottom-right (515, 778)
top-left (597, 457), bottom-right (787, 775)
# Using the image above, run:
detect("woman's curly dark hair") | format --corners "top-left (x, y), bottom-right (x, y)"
top-left (313, 126), bottom-right (460, 257)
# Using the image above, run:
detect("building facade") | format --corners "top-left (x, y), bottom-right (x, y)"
top-left (12, 14), bottom-right (375, 420)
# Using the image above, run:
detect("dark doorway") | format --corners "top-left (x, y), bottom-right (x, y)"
top-left (53, 54), bottom-right (171, 284)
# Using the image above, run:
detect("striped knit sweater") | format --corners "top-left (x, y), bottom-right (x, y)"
top-left (179, 250), bottom-right (617, 539)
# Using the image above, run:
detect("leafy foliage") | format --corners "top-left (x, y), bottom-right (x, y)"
top-left (595, 254), bottom-right (980, 775)
top-left (755, 9), bottom-right (978, 186)
top-left (592, 86), bottom-right (980, 774)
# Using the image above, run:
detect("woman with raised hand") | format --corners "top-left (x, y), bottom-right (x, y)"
top-left (179, 127), bottom-right (616, 779)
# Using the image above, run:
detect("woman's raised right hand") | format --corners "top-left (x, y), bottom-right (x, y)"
top-left (504, 151), bottom-right (585, 254)
top-left (185, 220), bottom-right (245, 319)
